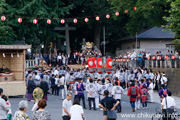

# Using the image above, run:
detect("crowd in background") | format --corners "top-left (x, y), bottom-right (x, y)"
top-left (0, 62), bottom-right (176, 120)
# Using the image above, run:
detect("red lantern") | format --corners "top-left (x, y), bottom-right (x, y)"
top-left (179, 56), bottom-right (180, 60)
top-left (171, 55), bottom-right (175, 59)
top-left (17, 18), bottom-right (22, 23)
top-left (165, 55), bottom-right (168, 60)
top-left (125, 9), bottom-right (128, 14)
top-left (73, 18), bottom-right (77, 23)
top-left (49, 64), bottom-right (51, 67)
top-left (61, 19), bottom-right (65, 24)
top-left (152, 56), bottom-right (156, 60)
top-left (79, 53), bottom-right (82, 56)
top-left (134, 6), bottom-right (137, 11)
top-left (88, 58), bottom-right (94, 73)
top-left (96, 16), bottom-right (100, 21)
top-left (1, 16), bottom-right (6, 21)
top-left (115, 11), bottom-right (119, 16)
top-left (123, 59), bottom-right (126, 62)
top-left (97, 58), bottom-right (103, 73)
top-left (106, 58), bottom-right (112, 73)
top-left (127, 59), bottom-right (129, 62)
top-left (147, 57), bottom-right (150, 60)
top-left (98, 52), bottom-right (102, 56)
top-left (33, 19), bottom-right (38, 24)
top-left (152, 6), bottom-right (154, 8)
top-left (85, 18), bottom-right (89, 23)
top-left (92, 57), bottom-right (97, 72)
top-left (158, 56), bottom-right (161, 60)
top-left (106, 14), bottom-right (110, 19)
top-left (47, 19), bottom-right (51, 24)
top-left (113, 59), bottom-right (116, 62)
top-left (120, 59), bottom-right (123, 62)
top-left (76, 52), bottom-right (79, 56)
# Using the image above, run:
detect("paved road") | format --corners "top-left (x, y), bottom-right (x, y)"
top-left (9, 90), bottom-right (180, 120)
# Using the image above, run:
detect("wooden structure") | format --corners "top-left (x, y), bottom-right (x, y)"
top-left (0, 45), bottom-right (31, 96)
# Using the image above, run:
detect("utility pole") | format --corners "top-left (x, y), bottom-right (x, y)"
top-left (136, 32), bottom-right (138, 53)
top-left (103, 27), bottom-right (105, 56)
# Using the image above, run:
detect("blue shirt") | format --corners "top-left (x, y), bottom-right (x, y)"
top-left (51, 78), bottom-right (55, 86)
top-left (137, 54), bottom-right (143, 61)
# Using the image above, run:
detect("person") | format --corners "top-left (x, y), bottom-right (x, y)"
top-left (160, 73), bottom-right (168, 88)
top-left (99, 79), bottom-right (108, 101)
top-left (127, 82), bottom-right (138, 112)
top-left (32, 99), bottom-right (51, 120)
top-left (148, 79), bottom-right (154, 102)
top-left (158, 84), bottom-right (171, 102)
top-left (55, 75), bottom-right (60, 96)
top-left (112, 82), bottom-right (124, 113)
top-left (86, 79), bottom-right (96, 110)
top-left (2, 95), bottom-right (12, 120)
top-left (76, 79), bottom-right (86, 109)
top-left (34, 72), bottom-right (41, 85)
top-left (99, 90), bottom-right (120, 120)
top-left (140, 85), bottom-right (149, 109)
top-left (161, 91), bottom-right (175, 120)
top-left (27, 76), bottom-right (36, 101)
top-left (60, 74), bottom-right (68, 100)
top-left (135, 82), bottom-right (141, 110)
top-left (51, 74), bottom-right (57, 95)
top-left (70, 99), bottom-right (84, 120)
top-left (40, 79), bottom-right (49, 100)
top-left (0, 88), bottom-right (10, 120)
top-left (62, 93), bottom-right (72, 120)
top-left (13, 100), bottom-right (30, 120)
top-left (57, 53), bottom-right (62, 67)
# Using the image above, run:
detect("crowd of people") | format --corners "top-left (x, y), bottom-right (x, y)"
top-left (0, 63), bottom-right (176, 120)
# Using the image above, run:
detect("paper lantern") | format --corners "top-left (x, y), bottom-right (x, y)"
top-left (33, 19), bottom-right (38, 24)
top-left (113, 59), bottom-right (116, 62)
top-left (115, 12), bottom-right (119, 16)
top-left (106, 14), bottom-right (110, 19)
top-left (134, 6), bottom-right (137, 11)
top-left (165, 55), bottom-right (168, 60)
top-left (152, 6), bottom-right (154, 8)
top-left (152, 56), bottom-right (156, 60)
top-left (85, 18), bottom-right (89, 23)
top-left (127, 59), bottom-right (130, 62)
top-left (171, 55), bottom-right (175, 59)
top-left (17, 18), bottom-right (22, 23)
top-left (147, 57), bottom-right (150, 60)
top-left (49, 64), bottom-right (51, 67)
top-left (73, 18), bottom-right (77, 23)
top-left (1, 16), bottom-right (6, 21)
top-left (61, 19), bottom-right (65, 24)
top-left (158, 56), bottom-right (161, 60)
top-left (96, 16), bottom-right (100, 21)
top-left (47, 19), bottom-right (51, 24)
top-left (125, 9), bottom-right (128, 14)
top-left (76, 52), bottom-right (78, 56)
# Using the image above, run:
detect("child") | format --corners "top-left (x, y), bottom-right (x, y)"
top-left (2, 95), bottom-right (12, 120)
top-left (140, 85), bottom-right (149, 109)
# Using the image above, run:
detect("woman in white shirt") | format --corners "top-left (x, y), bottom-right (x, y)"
top-left (70, 99), bottom-right (84, 120)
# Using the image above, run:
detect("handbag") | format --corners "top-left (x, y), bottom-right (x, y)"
top-left (104, 102), bottom-right (117, 119)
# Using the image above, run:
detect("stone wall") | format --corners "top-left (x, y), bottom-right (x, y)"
top-left (152, 68), bottom-right (180, 97)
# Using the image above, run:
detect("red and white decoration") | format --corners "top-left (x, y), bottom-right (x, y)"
top-left (61, 19), bottom-right (65, 24)
top-left (125, 9), bottom-right (128, 14)
top-left (106, 14), bottom-right (110, 19)
top-left (1, 16), bottom-right (6, 21)
top-left (115, 11), bottom-right (119, 16)
top-left (96, 16), bottom-right (100, 21)
top-left (33, 19), bottom-right (38, 24)
top-left (73, 18), bottom-right (77, 23)
top-left (85, 18), bottom-right (89, 23)
top-left (134, 6), bottom-right (137, 11)
top-left (17, 18), bottom-right (22, 23)
top-left (47, 19), bottom-right (51, 24)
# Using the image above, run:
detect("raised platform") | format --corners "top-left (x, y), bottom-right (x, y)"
top-left (0, 81), bottom-right (26, 96)
top-left (68, 64), bottom-right (84, 69)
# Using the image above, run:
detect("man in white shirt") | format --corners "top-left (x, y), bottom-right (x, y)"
top-left (148, 80), bottom-right (154, 102)
top-left (62, 92), bottom-right (72, 120)
top-left (112, 82), bottom-right (124, 113)
top-left (161, 91), bottom-right (175, 120)
top-left (160, 73), bottom-right (168, 88)
top-left (60, 74), bottom-right (67, 100)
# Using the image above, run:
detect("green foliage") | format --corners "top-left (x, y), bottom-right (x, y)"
top-left (0, 22), bottom-right (16, 44)
top-left (164, 0), bottom-right (180, 43)
top-left (1, 0), bottom-right (73, 47)
top-left (109, 0), bottom-right (171, 36)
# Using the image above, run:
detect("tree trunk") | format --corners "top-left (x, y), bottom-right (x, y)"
top-left (44, 40), bottom-right (48, 54)
top-left (94, 23), bottom-right (100, 49)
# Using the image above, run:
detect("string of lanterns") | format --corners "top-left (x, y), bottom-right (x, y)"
top-left (2, 53), bottom-right (20, 58)
top-left (0, 6), bottom-right (155, 24)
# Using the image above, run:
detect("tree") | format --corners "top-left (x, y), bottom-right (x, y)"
top-left (109, 0), bottom-right (171, 36)
top-left (1, 0), bottom-right (73, 52)
top-left (164, 0), bottom-right (180, 43)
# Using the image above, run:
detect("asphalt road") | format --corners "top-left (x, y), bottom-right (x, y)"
top-left (9, 90), bottom-right (180, 120)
